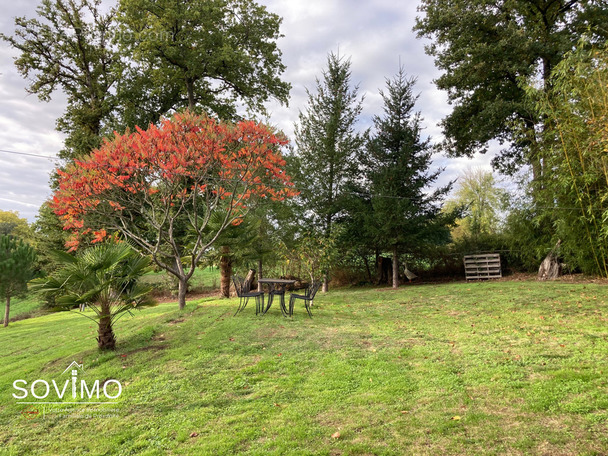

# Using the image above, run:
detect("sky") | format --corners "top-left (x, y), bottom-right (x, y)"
top-left (0, 0), bottom-right (496, 222)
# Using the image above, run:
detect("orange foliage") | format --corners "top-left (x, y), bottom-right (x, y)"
top-left (52, 111), bottom-right (298, 249)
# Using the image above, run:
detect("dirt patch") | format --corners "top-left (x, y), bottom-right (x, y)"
top-left (153, 289), bottom-right (220, 304)
top-left (9, 309), bottom-right (48, 323)
top-left (167, 318), bottom-right (185, 325)
top-left (490, 272), bottom-right (608, 285)
top-left (363, 272), bottom-right (608, 289)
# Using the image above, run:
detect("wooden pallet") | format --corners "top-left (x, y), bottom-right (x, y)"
top-left (463, 253), bottom-right (502, 280)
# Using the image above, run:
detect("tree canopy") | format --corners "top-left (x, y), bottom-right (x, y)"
top-left (116, 0), bottom-right (291, 123)
top-left (51, 111), bottom-right (297, 308)
top-left (2, 0), bottom-right (291, 160)
top-left (0, 210), bottom-right (34, 244)
top-left (0, 235), bottom-right (36, 327)
top-left (415, 0), bottom-right (608, 179)
top-left (444, 169), bottom-right (507, 240)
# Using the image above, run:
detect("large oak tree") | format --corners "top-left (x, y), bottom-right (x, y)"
top-left (3, 0), bottom-right (291, 159)
top-left (415, 0), bottom-right (608, 181)
top-left (116, 0), bottom-right (291, 124)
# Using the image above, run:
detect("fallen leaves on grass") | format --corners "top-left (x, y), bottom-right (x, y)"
top-left (331, 431), bottom-right (341, 439)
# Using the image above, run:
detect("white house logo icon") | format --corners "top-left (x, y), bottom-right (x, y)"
top-left (13, 361), bottom-right (122, 403)
top-left (62, 361), bottom-right (85, 377)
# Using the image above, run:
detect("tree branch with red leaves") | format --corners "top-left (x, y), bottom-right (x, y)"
top-left (51, 110), bottom-right (298, 309)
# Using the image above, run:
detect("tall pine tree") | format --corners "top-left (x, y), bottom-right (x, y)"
top-left (361, 68), bottom-right (452, 288)
top-left (293, 52), bottom-right (366, 291)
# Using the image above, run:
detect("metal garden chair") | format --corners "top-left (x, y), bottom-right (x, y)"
top-left (288, 281), bottom-right (322, 318)
top-left (232, 275), bottom-right (264, 316)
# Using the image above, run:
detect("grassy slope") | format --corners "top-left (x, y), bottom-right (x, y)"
top-left (7, 267), bottom-right (220, 323)
top-left (1, 281), bottom-right (608, 455)
top-left (6, 296), bottom-right (45, 321)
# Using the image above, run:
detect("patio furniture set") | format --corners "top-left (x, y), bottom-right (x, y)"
top-left (232, 275), bottom-right (321, 318)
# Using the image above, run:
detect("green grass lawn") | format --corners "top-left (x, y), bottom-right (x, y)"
top-left (1, 280), bottom-right (608, 455)
top-left (7, 268), bottom-right (220, 324)
top-left (7, 296), bottom-right (46, 322)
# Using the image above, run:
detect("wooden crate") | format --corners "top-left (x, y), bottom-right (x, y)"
top-left (463, 253), bottom-right (502, 280)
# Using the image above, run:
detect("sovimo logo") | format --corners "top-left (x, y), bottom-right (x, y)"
top-left (12, 361), bottom-right (122, 403)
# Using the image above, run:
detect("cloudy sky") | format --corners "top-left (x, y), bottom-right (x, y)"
top-left (0, 0), bottom-right (495, 222)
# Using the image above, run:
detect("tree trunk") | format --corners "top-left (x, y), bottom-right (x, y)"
top-left (363, 255), bottom-right (372, 282)
top-left (186, 78), bottom-right (195, 111)
top-left (392, 245), bottom-right (399, 289)
top-left (538, 240), bottom-right (562, 281)
top-left (3, 295), bottom-right (10, 327)
top-left (220, 245), bottom-right (232, 298)
top-left (177, 276), bottom-right (188, 310)
top-left (97, 304), bottom-right (116, 350)
top-left (322, 271), bottom-right (329, 293)
top-left (376, 256), bottom-right (392, 285)
top-left (376, 256), bottom-right (383, 284)
top-left (244, 268), bottom-right (255, 292)
top-left (257, 259), bottom-right (263, 292)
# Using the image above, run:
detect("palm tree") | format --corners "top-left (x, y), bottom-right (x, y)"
top-left (32, 242), bottom-right (155, 350)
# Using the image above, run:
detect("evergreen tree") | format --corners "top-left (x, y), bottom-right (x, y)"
top-left (293, 52), bottom-right (366, 290)
top-left (360, 68), bottom-right (453, 288)
top-left (0, 235), bottom-right (37, 327)
top-left (33, 202), bottom-right (69, 274)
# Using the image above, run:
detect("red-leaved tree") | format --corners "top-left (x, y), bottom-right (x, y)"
top-left (52, 111), bottom-right (297, 309)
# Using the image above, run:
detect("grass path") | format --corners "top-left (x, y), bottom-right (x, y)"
top-left (1, 281), bottom-right (608, 455)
